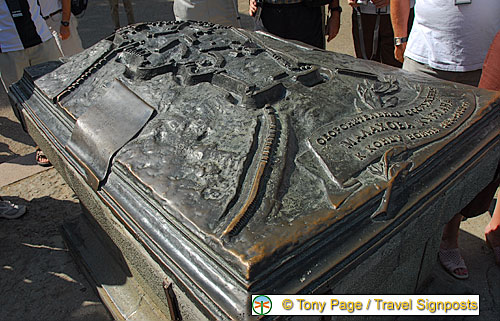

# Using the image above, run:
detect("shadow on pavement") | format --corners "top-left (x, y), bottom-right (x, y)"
top-left (0, 195), bottom-right (112, 321)
top-left (0, 116), bottom-right (35, 146)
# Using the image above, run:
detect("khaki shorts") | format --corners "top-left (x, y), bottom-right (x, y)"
top-left (44, 12), bottom-right (84, 57)
top-left (0, 37), bottom-right (61, 92)
top-left (403, 57), bottom-right (482, 87)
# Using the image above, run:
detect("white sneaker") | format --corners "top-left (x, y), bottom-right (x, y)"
top-left (0, 201), bottom-right (27, 219)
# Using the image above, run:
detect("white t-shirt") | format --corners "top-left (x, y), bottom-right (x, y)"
top-left (38, 0), bottom-right (62, 18)
top-left (405, 0), bottom-right (500, 72)
top-left (0, 0), bottom-right (53, 52)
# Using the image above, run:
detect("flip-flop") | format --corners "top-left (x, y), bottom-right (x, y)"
top-left (438, 248), bottom-right (469, 280)
top-left (35, 148), bottom-right (52, 167)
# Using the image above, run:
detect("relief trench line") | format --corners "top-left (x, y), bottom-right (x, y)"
top-left (222, 106), bottom-right (278, 237)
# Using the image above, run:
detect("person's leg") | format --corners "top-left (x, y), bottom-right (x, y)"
top-left (261, 4), bottom-right (324, 49)
top-left (439, 69), bottom-right (482, 87)
top-left (66, 14), bottom-right (84, 56)
top-left (439, 213), bottom-right (469, 279)
top-left (485, 195), bottom-right (500, 241)
top-left (283, 5), bottom-right (324, 49)
top-left (109, 0), bottom-right (120, 29)
top-left (440, 213), bottom-right (462, 249)
top-left (46, 12), bottom-right (84, 57)
top-left (485, 192), bottom-right (500, 265)
top-left (260, 5), bottom-right (289, 41)
top-left (122, 0), bottom-right (135, 25)
top-left (43, 15), bottom-right (65, 56)
top-left (0, 50), bottom-right (30, 93)
top-left (25, 38), bottom-right (61, 167)
top-left (27, 37), bottom-right (62, 66)
top-left (207, 0), bottom-right (240, 27)
top-left (403, 57), bottom-right (482, 87)
top-left (378, 14), bottom-right (402, 67)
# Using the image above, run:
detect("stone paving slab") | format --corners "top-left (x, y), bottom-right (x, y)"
top-left (0, 152), bottom-right (51, 188)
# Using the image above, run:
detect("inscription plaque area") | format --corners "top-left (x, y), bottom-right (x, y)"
top-left (10, 21), bottom-right (500, 320)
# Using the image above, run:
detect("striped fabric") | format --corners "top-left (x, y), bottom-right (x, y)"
top-left (0, 0), bottom-right (52, 52)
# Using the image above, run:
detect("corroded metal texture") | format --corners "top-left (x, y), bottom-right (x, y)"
top-left (9, 21), bottom-right (500, 320)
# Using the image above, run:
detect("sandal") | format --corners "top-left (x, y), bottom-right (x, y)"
top-left (35, 148), bottom-right (52, 167)
top-left (0, 200), bottom-right (27, 219)
top-left (438, 248), bottom-right (469, 280)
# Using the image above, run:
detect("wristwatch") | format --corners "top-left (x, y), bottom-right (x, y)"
top-left (61, 20), bottom-right (70, 27)
top-left (329, 6), bottom-right (342, 13)
top-left (394, 37), bottom-right (408, 46)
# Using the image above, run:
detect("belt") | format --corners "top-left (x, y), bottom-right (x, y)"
top-left (263, 2), bottom-right (305, 8)
top-left (43, 9), bottom-right (62, 20)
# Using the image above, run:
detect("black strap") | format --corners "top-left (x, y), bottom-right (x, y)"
top-left (43, 8), bottom-right (63, 20)
top-left (356, 7), bottom-right (381, 61)
top-left (304, 0), bottom-right (331, 7)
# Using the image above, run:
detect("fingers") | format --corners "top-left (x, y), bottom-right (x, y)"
top-left (348, 0), bottom-right (359, 7)
top-left (60, 26), bottom-right (70, 40)
top-left (326, 14), bottom-right (340, 42)
top-left (394, 44), bottom-right (406, 63)
top-left (249, 0), bottom-right (257, 16)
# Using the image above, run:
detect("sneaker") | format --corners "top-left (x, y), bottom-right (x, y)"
top-left (0, 201), bottom-right (27, 219)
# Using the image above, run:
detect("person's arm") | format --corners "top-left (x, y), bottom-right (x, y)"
top-left (390, 0), bottom-right (410, 63)
top-left (326, 0), bottom-right (341, 42)
top-left (60, 0), bottom-right (71, 40)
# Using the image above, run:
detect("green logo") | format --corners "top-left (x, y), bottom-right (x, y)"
top-left (252, 295), bottom-right (272, 315)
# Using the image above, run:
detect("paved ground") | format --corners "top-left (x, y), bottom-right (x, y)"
top-left (0, 1), bottom-right (499, 320)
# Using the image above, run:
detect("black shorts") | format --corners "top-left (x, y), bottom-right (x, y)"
top-left (261, 2), bottom-right (325, 49)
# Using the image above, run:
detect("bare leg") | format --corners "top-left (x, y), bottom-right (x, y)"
top-left (440, 213), bottom-right (462, 249)
top-left (486, 196), bottom-right (500, 239)
top-left (122, 0), bottom-right (135, 25)
top-left (485, 192), bottom-right (500, 265)
top-left (439, 213), bottom-right (468, 277)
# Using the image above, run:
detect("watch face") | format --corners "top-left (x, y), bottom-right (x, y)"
top-left (394, 37), bottom-right (407, 46)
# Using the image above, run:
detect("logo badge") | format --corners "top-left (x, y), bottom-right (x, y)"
top-left (252, 295), bottom-right (272, 315)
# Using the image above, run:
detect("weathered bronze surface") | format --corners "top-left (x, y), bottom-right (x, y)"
top-left (66, 79), bottom-right (155, 190)
top-left (9, 21), bottom-right (500, 320)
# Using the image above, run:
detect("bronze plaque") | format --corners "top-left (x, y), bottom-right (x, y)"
top-left (10, 21), bottom-right (500, 320)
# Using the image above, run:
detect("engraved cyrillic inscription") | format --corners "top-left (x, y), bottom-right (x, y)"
top-left (309, 87), bottom-right (474, 185)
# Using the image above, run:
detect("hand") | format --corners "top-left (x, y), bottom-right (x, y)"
top-left (249, 0), bottom-right (257, 16)
top-left (60, 25), bottom-right (70, 40)
top-left (326, 12), bottom-right (341, 42)
top-left (347, 0), bottom-right (359, 8)
top-left (394, 43), bottom-right (406, 63)
top-left (372, 0), bottom-right (389, 8)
